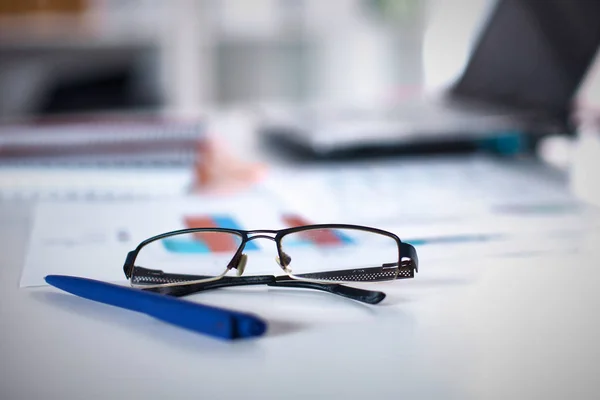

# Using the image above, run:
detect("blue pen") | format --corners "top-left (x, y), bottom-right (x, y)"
top-left (45, 275), bottom-right (267, 340)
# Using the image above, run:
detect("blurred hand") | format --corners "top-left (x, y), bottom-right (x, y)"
top-left (191, 138), bottom-right (267, 194)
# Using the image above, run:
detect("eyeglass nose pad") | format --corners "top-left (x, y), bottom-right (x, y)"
top-left (275, 251), bottom-right (292, 271)
top-left (236, 253), bottom-right (248, 277)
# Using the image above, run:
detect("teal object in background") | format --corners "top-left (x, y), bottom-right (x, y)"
top-left (478, 131), bottom-right (528, 155)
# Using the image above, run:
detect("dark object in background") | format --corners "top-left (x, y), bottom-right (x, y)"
top-left (0, 115), bottom-right (204, 167)
top-left (40, 67), bottom-right (158, 115)
top-left (452, 0), bottom-right (600, 133)
top-left (0, 0), bottom-right (86, 15)
top-left (261, 0), bottom-right (600, 159)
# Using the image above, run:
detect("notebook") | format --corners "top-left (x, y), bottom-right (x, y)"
top-left (0, 115), bottom-right (204, 200)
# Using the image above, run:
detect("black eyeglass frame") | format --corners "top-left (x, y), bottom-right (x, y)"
top-left (123, 224), bottom-right (418, 305)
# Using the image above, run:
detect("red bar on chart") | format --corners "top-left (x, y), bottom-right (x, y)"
top-left (184, 216), bottom-right (238, 252)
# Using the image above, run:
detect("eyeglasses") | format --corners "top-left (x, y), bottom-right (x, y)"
top-left (122, 224), bottom-right (418, 304)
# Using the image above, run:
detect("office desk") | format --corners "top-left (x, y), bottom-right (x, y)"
top-left (1, 199), bottom-right (599, 399)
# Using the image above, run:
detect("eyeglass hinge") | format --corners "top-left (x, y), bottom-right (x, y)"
top-left (123, 251), bottom-right (136, 279)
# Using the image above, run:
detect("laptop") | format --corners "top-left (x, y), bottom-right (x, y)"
top-left (259, 0), bottom-right (600, 157)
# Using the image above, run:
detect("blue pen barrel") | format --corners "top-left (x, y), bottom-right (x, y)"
top-left (142, 292), bottom-right (266, 339)
top-left (45, 275), bottom-right (267, 340)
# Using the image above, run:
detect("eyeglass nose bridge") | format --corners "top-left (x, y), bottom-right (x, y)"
top-left (246, 233), bottom-right (277, 242)
top-left (246, 234), bottom-right (290, 267)
top-left (228, 233), bottom-right (293, 274)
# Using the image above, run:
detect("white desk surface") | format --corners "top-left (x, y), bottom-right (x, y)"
top-left (1, 198), bottom-right (600, 400)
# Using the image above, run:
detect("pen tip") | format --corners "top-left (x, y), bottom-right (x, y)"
top-left (237, 318), bottom-right (267, 338)
top-left (45, 275), bottom-right (70, 288)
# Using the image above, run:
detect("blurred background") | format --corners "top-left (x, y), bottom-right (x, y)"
top-left (8, 0), bottom-right (599, 120)
top-left (1, 0), bottom-right (600, 202)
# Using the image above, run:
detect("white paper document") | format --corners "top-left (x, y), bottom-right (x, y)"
top-left (21, 155), bottom-right (600, 289)
top-left (20, 193), bottom-right (297, 287)
top-left (0, 166), bottom-right (193, 201)
top-left (264, 155), bottom-right (583, 225)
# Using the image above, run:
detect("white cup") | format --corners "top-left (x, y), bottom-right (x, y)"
top-left (571, 124), bottom-right (600, 207)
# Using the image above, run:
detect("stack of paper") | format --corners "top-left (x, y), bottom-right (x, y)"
top-left (20, 154), bottom-right (599, 292)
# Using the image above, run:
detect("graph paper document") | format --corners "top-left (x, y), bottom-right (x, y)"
top-left (263, 155), bottom-right (580, 226)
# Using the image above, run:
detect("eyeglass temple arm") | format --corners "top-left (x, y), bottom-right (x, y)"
top-left (127, 265), bottom-right (386, 304)
top-left (141, 274), bottom-right (386, 305)
top-left (143, 275), bottom-right (274, 296)
top-left (292, 243), bottom-right (418, 282)
top-left (123, 242), bottom-right (418, 305)
top-left (269, 276), bottom-right (385, 304)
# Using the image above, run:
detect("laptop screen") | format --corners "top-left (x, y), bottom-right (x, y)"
top-left (452, 0), bottom-right (600, 120)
